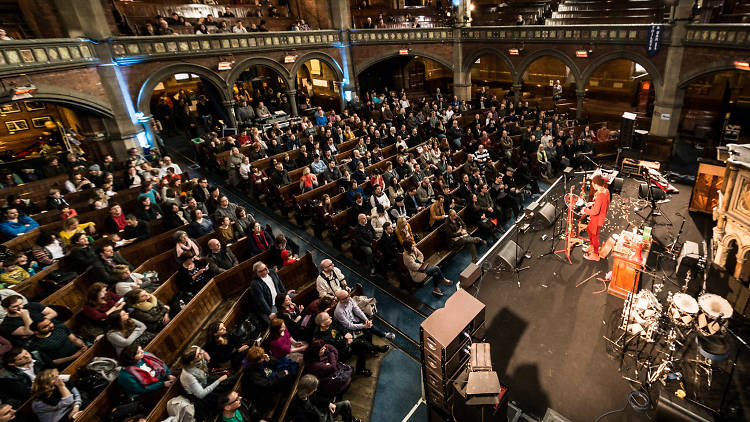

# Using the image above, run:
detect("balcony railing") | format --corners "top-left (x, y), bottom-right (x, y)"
top-left (0, 24), bottom-right (748, 75)
top-left (685, 24), bottom-right (750, 49)
top-left (109, 30), bottom-right (342, 61)
top-left (463, 24), bottom-right (670, 45)
top-left (0, 39), bottom-right (98, 76)
top-left (349, 28), bottom-right (455, 44)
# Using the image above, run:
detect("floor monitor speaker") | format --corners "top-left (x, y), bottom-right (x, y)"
top-left (535, 202), bottom-right (556, 227)
top-left (495, 240), bottom-right (523, 271)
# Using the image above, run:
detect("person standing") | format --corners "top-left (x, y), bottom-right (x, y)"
top-left (582, 175), bottom-right (610, 261)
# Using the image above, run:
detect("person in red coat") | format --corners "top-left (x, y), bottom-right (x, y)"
top-left (583, 175), bottom-right (610, 261)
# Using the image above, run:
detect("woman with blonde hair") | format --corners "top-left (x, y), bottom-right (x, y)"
top-left (58, 217), bottom-right (96, 245)
top-left (395, 216), bottom-right (415, 246)
top-left (31, 369), bottom-right (82, 422)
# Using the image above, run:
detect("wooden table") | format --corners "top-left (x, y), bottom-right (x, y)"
top-left (608, 229), bottom-right (650, 299)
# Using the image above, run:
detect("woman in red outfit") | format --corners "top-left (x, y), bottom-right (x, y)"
top-left (583, 175), bottom-right (610, 261)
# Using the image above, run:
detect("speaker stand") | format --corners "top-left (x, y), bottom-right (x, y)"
top-left (510, 215), bottom-right (530, 288)
top-left (539, 195), bottom-right (566, 261)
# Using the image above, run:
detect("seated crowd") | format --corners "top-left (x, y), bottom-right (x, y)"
top-left (0, 79), bottom-right (610, 420)
top-left (137, 3), bottom-right (310, 36)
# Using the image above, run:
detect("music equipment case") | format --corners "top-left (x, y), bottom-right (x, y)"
top-left (421, 290), bottom-right (486, 420)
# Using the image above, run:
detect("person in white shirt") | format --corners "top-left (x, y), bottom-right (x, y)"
top-left (232, 20), bottom-right (247, 33)
top-left (161, 156), bottom-right (182, 175)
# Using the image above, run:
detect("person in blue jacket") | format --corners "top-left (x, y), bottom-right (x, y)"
top-left (0, 207), bottom-right (39, 240)
top-left (117, 344), bottom-right (175, 398)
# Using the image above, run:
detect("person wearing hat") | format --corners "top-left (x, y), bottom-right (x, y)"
top-left (88, 165), bottom-right (104, 187)
top-left (389, 196), bottom-right (408, 221)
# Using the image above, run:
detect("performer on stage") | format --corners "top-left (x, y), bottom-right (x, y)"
top-left (583, 174), bottom-right (610, 261)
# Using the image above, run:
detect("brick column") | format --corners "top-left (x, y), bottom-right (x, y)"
top-left (54, 0), bottom-right (144, 160)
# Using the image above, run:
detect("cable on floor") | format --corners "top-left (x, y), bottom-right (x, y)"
top-left (593, 390), bottom-right (650, 422)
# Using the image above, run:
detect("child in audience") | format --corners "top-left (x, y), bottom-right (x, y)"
top-left (15, 253), bottom-right (38, 276)
top-left (0, 254), bottom-right (31, 285)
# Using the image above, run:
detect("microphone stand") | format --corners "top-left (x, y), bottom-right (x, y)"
top-left (509, 212), bottom-right (530, 288)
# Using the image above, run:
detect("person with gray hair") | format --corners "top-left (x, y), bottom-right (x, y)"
top-left (289, 374), bottom-right (360, 422)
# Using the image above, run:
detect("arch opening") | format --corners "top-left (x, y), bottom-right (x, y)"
top-left (726, 239), bottom-right (739, 277)
top-left (232, 63), bottom-right (292, 120)
top-left (583, 59), bottom-right (654, 123)
top-left (357, 55), bottom-right (453, 101)
top-left (296, 58), bottom-right (343, 114)
top-left (469, 53), bottom-right (513, 104)
top-left (679, 70), bottom-right (750, 144)
top-left (148, 72), bottom-right (230, 138)
top-left (521, 56), bottom-right (575, 102)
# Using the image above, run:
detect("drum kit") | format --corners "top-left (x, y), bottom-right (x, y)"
top-left (621, 290), bottom-right (733, 343)
top-left (619, 288), bottom-right (734, 389)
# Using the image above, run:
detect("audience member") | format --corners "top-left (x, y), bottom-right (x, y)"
top-left (117, 344), bottom-right (175, 398)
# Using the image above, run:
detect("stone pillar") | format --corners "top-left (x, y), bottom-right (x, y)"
top-left (329, 0), bottom-right (358, 106)
top-left (53, 0), bottom-right (144, 160)
top-left (53, 0), bottom-right (110, 39)
top-left (575, 90), bottom-right (585, 120)
top-left (93, 44), bottom-right (144, 160)
top-left (223, 100), bottom-right (237, 127)
top-left (336, 82), bottom-right (346, 111)
top-left (287, 90), bottom-right (299, 117)
top-left (452, 28), bottom-right (471, 101)
top-left (650, 0), bottom-right (693, 137)
top-left (512, 83), bottom-right (522, 104)
top-left (456, 0), bottom-right (472, 27)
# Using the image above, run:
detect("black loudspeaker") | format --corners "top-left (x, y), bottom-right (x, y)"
top-left (639, 183), bottom-right (667, 201)
top-left (534, 202), bottom-right (556, 227)
top-left (620, 115), bottom-right (636, 149)
top-left (609, 177), bottom-right (624, 195)
top-left (677, 241), bottom-right (701, 278)
top-left (655, 390), bottom-right (714, 422)
top-left (495, 240), bottom-right (523, 271)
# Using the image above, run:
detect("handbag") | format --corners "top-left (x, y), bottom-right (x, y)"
top-left (229, 314), bottom-right (262, 345)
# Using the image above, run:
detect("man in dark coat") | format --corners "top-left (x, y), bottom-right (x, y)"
top-left (249, 261), bottom-right (291, 325)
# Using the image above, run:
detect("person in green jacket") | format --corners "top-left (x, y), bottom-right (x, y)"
top-left (117, 344), bottom-right (175, 398)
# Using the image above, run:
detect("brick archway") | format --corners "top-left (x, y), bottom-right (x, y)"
top-left (290, 51), bottom-right (345, 83)
top-left (226, 57), bottom-right (293, 91)
top-left (25, 84), bottom-right (114, 118)
top-left (580, 50), bottom-right (663, 90)
top-left (462, 47), bottom-right (516, 86)
top-left (136, 63), bottom-right (230, 116)
top-left (514, 48), bottom-right (581, 87)
top-left (354, 48), bottom-right (455, 78)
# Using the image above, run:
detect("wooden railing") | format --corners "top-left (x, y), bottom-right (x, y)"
top-left (0, 38), bottom-right (98, 76)
top-left (685, 24), bottom-right (750, 49)
top-left (3, 24), bottom-right (750, 75)
top-left (109, 30), bottom-right (341, 61)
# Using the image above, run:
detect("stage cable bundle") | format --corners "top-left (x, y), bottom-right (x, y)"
top-left (593, 390), bottom-right (650, 422)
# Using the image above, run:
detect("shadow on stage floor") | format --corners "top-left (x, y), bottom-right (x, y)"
top-left (470, 173), bottom-right (749, 421)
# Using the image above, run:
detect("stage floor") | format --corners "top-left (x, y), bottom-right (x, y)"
top-left (471, 174), bottom-right (749, 421)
